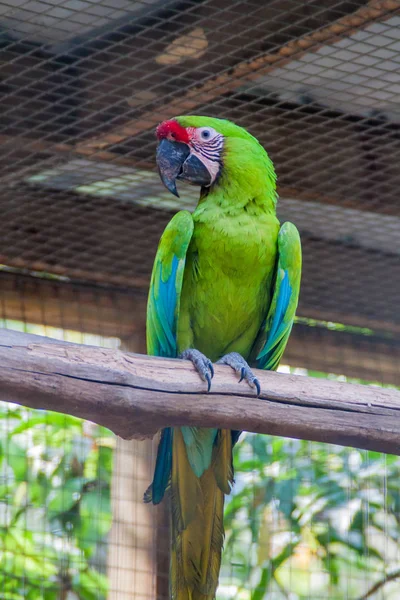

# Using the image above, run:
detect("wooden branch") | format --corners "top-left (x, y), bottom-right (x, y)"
top-left (1, 329), bottom-right (400, 454)
top-left (358, 568), bottom-right (400, 599)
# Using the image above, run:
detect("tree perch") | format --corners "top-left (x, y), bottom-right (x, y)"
top-left (0, 328), bottom-right (399, 454)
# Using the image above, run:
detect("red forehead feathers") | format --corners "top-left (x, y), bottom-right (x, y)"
top-left (156, 120), bottom-right (189, 143)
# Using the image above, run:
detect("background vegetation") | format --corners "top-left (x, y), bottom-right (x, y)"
top-left (0, 400), bottom-right (113, 600)
top-left (0, 322), bottom-right (116, 600)
top-left (221, 371), bottom-right (400, 599)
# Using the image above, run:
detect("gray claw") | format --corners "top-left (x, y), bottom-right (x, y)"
top-left (217, 352), bottom-right (261, 396)
top-left (180, 348), bottom-right (214, 392)
top-left (205, 372), bottom-right (212, 392)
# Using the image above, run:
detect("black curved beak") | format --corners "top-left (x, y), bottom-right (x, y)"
top-left (156, 138), bottom-right (211, 197)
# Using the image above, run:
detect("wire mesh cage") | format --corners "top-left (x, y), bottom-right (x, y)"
top-left (0, 0), bottom-right (399, 598)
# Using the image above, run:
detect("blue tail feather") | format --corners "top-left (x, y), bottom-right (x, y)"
top-left (145, 427), bottom-right (173, 504)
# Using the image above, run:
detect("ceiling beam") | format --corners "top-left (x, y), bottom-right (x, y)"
top-left (75, 0), bottom-right (400, 154)
top-left (1, 131), bottom-right (400, 218)
top-left (285, 323), bottom-right (400, 386)
top-left (0, 271), bottom-right (147, 339)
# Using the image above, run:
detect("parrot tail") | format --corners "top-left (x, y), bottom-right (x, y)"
top-left (170, 428), bottom-right (233, 600)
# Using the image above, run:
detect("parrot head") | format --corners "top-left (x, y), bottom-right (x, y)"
top-left (155, 116), bottom-right (277, 201)
top-left (156, 117), bottom-right (224, 197)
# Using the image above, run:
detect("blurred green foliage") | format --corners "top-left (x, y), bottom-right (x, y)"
top-left (2, 387), bottom-right (400, 600)
top-left (2, 404), bottom-right (400, 600)
top-left (220, 428), bottom-right (400, 599)
top-left (0, 402), bottom-right (114, 600)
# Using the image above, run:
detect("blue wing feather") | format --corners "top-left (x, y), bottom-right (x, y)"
top-left (257, 270), bottom-right (291, 362)
top-left (151, 255), bottom-right (179, 357)
top-left (255, 222), bottom-right (301, 372)
top-left (145, 212), bottom-right (194, 504)
top-left (144, 427), bottom-right (173, 504)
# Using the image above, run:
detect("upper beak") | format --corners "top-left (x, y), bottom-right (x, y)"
top-left (156, 139), bottom-right (189, 198)
top-left (156, 138), bottom-right (212, 197)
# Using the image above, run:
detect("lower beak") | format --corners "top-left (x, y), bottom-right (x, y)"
top-left (156, 138), bottom-right (211, 197)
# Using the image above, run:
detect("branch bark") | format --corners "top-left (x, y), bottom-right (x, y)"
top-left (0, 329), bottom-right (399, 454)
top-left (358, 568), bottom-right (400, 599)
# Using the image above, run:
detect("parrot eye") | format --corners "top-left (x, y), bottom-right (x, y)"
top-left (198, 127), bottom-right (217, 141)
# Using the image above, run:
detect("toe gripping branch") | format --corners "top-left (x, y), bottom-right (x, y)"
top-left (179, 348), bottom-right (214, 392)
top-left (217, 352), bottom-right (261, 396)
top-left (179, 349), bottom-right (260, 395)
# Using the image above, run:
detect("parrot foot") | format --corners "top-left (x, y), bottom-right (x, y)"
top-left (179, 348), bottom-right (214, 392)
top-left (217, 352), bottom-right (261, 396)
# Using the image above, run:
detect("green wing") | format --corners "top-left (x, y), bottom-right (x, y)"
top-left (145, 211), bottom-right (193, 505)
top-left (147, 210), bottom-right (194, 359)
top-left (254, 221), bottom-right (302, 371)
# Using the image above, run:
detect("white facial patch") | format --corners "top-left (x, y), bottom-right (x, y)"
top-left (187, 126), bottom-right (224, 185)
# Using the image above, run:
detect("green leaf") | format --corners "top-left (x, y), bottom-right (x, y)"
top-left (48, 477), bottom-right (86, 516)
top-left (29, 473), bottom-right (50, 506)
top-left (11, 412), bottom-right (83, 436)
top-left (76, 488), bottom-right (112, 554)
top-left (275, 477), bottom-right (299, 519)
top-left (350, 509), bottom-right (364, 532)
top-left (72, 569), bottom-right (108, 600)
top-left (98, 446), bottom-right (113, 482)
top-left (7, 440), bottom-right (28, 482)
top-left (251, 564), bottom-right (272, 600)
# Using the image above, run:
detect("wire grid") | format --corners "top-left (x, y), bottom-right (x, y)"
top-left (0, 277), bottom-right (162, 600)
top-left (0, 0), bottom-right (398, 331)
top-left (0, 279), bottom-right (399, 600)
top-left (222, 431), bottom-right (400, 600)
top-left (0, 0), bottom-right (399, 598)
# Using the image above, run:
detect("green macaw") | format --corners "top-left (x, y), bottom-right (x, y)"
top-left (145, 116), bottom-right (301, 600)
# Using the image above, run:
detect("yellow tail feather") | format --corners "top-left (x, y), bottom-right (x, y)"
top-left (171, 429), bottom-right (233, 600)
